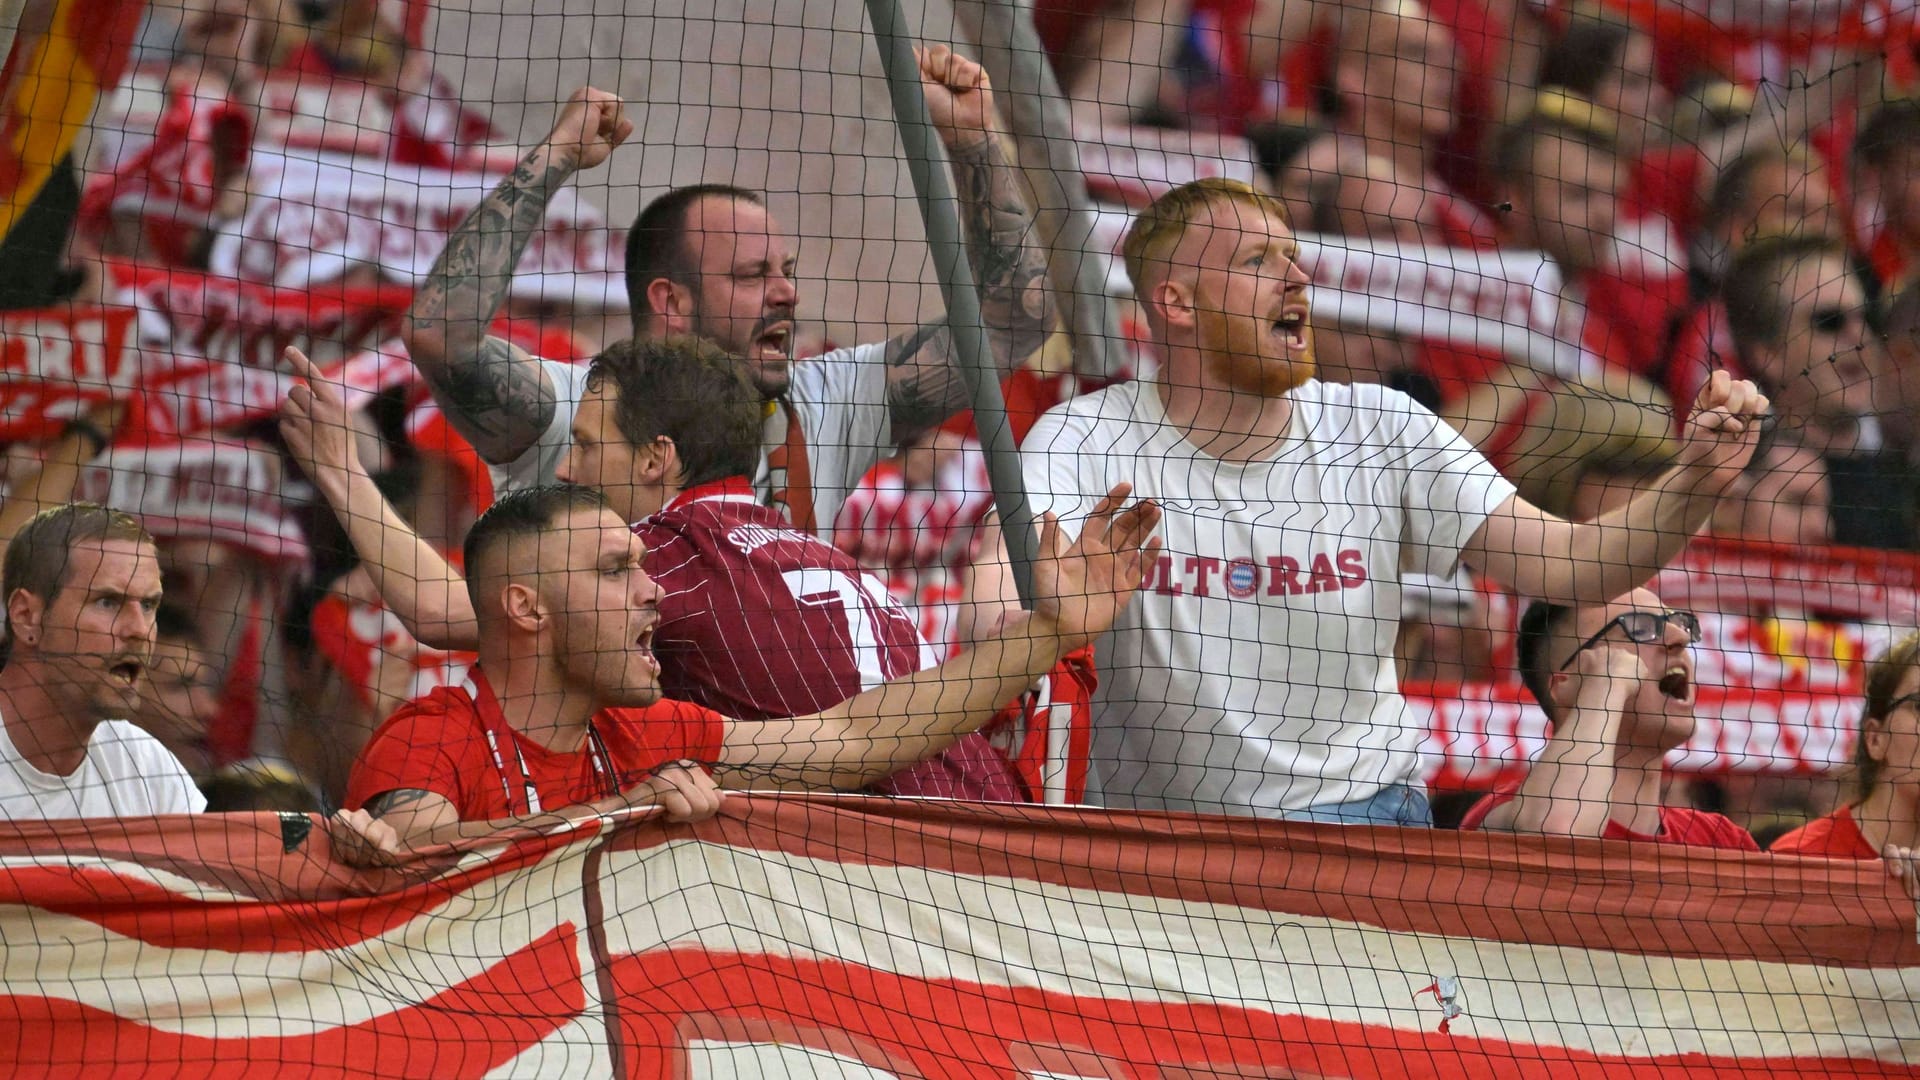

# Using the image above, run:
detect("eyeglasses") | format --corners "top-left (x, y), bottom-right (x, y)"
top-left (1889, 692), bottom-right (1920, 716)
top-left (1807, 307), bottom-right (1863, 336)
top-left (1558, 609), bottom-right (1702, 671)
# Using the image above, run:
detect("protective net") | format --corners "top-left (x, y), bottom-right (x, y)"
top-left (0, 0), bottom-right (1917, 1074)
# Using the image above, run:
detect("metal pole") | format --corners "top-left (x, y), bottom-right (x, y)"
top-left (950, 0), bottom-right (1129, 384)
top-left (862, 0), bottom-right (1038, 607)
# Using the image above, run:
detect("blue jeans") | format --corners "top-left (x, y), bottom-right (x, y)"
top-left (1282, 783), bottom-right (1432, 827)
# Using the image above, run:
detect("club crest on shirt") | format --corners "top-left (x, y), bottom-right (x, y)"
top-left (1142, 549), bottom-right (1369, 598)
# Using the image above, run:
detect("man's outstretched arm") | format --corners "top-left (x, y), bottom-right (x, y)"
top-left (716, 485), bottom-right (1159, 790)
top-left (884, 45), bottom-right (1056, 435)
top-left (402, 87), bottom-right (633, 464)
top-left (1464, 372), bottom-right (1770, 605)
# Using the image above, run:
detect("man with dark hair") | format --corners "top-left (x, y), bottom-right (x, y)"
top-left (1723, 232), bottom-right (1915, 549)
top-left (343, 481), bottom-right (1157, 846)
top-left (287, 339), bottom-right (1025, 799)
top-left (401, 45), bottom-right (1053, 537)
top-left (1460, 590), bottom-right (1756, 848)
top-left (0, 504), bottom-right (202, 818)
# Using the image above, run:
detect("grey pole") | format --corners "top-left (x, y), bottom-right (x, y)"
top-left (862, 0), bottom-right (1038, 607)
top-left (950, 0), bottom-right (1129, 384)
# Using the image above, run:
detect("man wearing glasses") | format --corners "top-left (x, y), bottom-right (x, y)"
top-left (1460, 588), bottom-right (1759, 849)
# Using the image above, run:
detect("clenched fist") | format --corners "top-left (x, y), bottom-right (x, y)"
top-left (916, 44), bottom-right (996, 150)
top-left (1677, 370), bottom-right (1770, 481)
top-left (542, 87), bottom-right (634, 173)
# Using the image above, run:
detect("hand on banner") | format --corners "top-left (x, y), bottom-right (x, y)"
top-left (626, 761), bottom-right (725, 824)
top-left (1676, 370), bottom-right (1770, 483)
top-left (1030, 483), bottom-right (1162, 646)
top-left (327, 808), bottom-right (406, 868)
top-left (279, 346), bottom-right (364, 499)
top-left (1885, 843), bottom-right (1920, 902)
top-left (915, 44), bottom-right (997, 149)
top-left (541, 87), bottom-right (632, 173)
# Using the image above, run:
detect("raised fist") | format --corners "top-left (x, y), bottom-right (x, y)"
top-left (1678, 369), bottom-right (1770, 481)
top-left (543, 87), bottom-right (633, 173)
top-left (915, 44), bottom-right (996, 149)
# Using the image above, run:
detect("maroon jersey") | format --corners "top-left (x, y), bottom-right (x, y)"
top-left (633, 478), bottom-right (1024, 801)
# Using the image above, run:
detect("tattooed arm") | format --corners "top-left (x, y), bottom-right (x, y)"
top-left (401, 88), bottom-right (634, 464)
top-left (884, 46), bottom-right (1056, 435)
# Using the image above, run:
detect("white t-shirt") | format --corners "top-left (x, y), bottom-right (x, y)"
top-left (1022, 379), bottom-right (1515, 816)
top-left (493, 344), bottom-right (893, 534)
top-left (0, 717), bottom-right (206, 821)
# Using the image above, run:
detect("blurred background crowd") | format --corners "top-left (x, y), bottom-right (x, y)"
top-left (0, 0), bottom-right (1915, 841)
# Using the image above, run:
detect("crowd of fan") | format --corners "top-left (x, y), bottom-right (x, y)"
top-left (0, 0), bottom-right (1913, 885)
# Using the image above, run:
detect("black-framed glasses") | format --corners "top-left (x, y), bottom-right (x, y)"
top-left (1558, 610), bottom-right (1702, 671)
top-left (1888, 692), bottom-right (1920, 716)
top-left (1807, 307), bottom-right (1863, 336)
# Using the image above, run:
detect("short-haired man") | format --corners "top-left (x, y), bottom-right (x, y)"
top-left (1460, 590), bottom-right (1757, 848)
top-left (401, 46), bottom-right (1052, 536)
top-left (343, 483), bottom-right (1156, 845)
top-left (0, 504), bottom-right (202, 819)
top-left (1724, 233), bottom-right (1914, 550)
top-left (973, 177), bottom-right (1766, 825)
top-left (1492, 98), bottom-right (1689, 382)
top-left (284, 340), bottom-right (1023, 800)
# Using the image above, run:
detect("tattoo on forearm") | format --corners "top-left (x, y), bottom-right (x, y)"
top-left (948, 138), bottom-right (1053, 360)
top-left (406, 151), bottom-right (569, 456)
top-left (365, 788), bottom-right (436, 820)
top-left (435, 337), bottom-right (556, 456)
top-left (887, 139), bottom-right (1054, 431)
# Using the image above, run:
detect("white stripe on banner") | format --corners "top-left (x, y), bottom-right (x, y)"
top-left (597, 839), bottom-right (1920, 1065)
top-left (0, 836), bottom-right (597, 1037)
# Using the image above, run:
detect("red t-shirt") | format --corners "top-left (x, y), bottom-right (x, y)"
top-left (633, 478), bottom-right (1025, 803)
top-left (1768, 805), bottom-right (1879, 859)
top-left (345, 669), bottom-right (726, 821)
top-left (1460, 782), bottom-right (1761, 851)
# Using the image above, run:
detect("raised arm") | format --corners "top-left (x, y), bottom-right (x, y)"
top-left (1478, 647), bottom-right (1640, 837)
top-left (716, 484), bottom-right (1159, 789)
top-left (401, 87), bottom-right (633, 464)
top-left (1464, 372), bottom-right (1769, 605)
top-left (279, 347), bottom-right (481, 651)
top-left (883, 45), bottom-right (1056, 435)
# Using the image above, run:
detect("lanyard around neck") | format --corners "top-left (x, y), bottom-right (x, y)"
top-left (483, 721), bottom-right (618, 816)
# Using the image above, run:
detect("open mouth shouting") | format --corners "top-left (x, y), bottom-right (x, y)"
top-left (1272, 301), bottom-right (1311, 353)
top-left (634, 621), bottom-right (661, 677)
top-left (106, 655), bottom-right (146, 692)
top-left (751, 320), bottom-right (794, 362)
top-left (1657, 663), bottom-right (1693, 705)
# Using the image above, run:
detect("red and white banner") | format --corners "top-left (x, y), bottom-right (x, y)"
top-left (0, 307), bottom-right (139, 441)
top-left (1, 796), bottom-right (1915, 1077)
top-left (71, 436), bottom-right (306, 562)
top-left (210, 148), bottom-right (627, 308)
